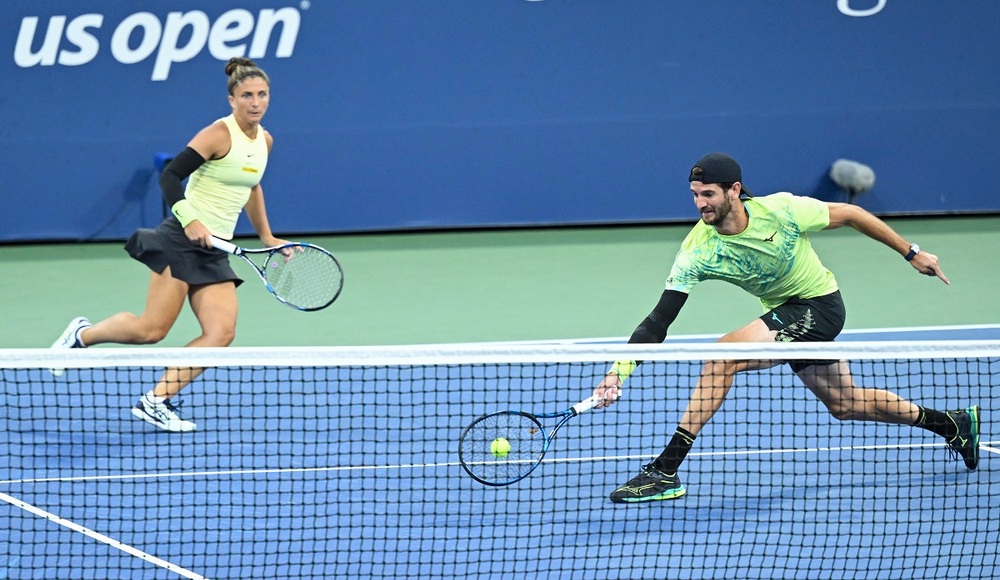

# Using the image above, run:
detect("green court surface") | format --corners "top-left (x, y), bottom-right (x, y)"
top-left (1, 215), bottom-right (997, 349)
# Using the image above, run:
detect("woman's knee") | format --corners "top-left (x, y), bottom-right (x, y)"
top-left (137, 323), bottom-right (171, 344)
top-left (202, 326), bottom-right (236, 347)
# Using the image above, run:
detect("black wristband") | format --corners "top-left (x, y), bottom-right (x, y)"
top-left (158, 147), bottom-right (206, 207)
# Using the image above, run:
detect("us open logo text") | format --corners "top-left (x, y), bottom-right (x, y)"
top-left (13, 6), bottom-right (303, 81)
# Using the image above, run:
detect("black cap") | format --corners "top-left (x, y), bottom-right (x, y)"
top-left (688, 152), bottom-right (751, 197)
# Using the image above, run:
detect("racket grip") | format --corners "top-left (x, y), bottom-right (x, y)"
top-left (210, 237), bottom-right (238, 255)
top-left (572, 396), bottom-right (602, 415)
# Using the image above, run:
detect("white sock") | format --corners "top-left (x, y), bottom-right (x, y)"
top-left (143, 391), bottom-right (166, 405)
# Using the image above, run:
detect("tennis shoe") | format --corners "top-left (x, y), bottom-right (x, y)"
top-left (609, 463), bottom-right (686, 503)
top-left (131, 395), bottom-right (197, 432)
top-left (49, 316), bottom-right (91, 377)
top-left (946, 405), bottom-right (980, 470)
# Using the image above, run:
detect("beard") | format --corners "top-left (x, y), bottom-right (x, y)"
top-left (700, 195), bottom-right (733, 226)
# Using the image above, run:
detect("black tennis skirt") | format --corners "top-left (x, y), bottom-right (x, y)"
top-left (124, 217), bottom-right (243, 287)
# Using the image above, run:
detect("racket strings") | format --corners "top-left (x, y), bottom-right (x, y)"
top-left (265, 247), bottom-right (343, 310)
top-left (459, 412), bottom-right (545, 484)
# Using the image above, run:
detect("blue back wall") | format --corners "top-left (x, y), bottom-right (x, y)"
top-left (3, 0), bottom-right (998, 242)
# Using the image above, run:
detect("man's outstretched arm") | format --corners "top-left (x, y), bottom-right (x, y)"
top-left (825, 202), bottom-right (949, 284)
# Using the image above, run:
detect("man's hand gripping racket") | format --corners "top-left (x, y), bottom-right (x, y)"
top-left (211, 236), bottom-right (344, 311)
top-left (458, 395), bottom-right (604, 486)
top-left (593, 373), bottom-right (624, 409)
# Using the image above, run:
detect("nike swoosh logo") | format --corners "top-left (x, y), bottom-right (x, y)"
top-left (764, 231), bottom-right (777, 242)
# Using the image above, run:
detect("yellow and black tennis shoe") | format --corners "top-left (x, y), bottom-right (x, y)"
top-left (946, 405), bottom-right (980, 470)
top-left (609, 463), bottom-right (686, 503)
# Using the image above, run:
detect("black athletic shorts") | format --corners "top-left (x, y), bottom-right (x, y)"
top-left (760, 290), bottom-right (846, 373)
top-left (124, 217), bottom-right (243, 287)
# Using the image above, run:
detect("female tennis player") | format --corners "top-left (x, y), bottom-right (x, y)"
top-left (51, 57), bottom-right (290, 432)
top-left (595, 152), bottom-right (980, 503)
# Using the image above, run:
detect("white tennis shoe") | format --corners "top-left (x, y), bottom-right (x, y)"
top-left (49, 316), bottom-right (92, 377)
top-left (131, 395), bottom-right (197, 432)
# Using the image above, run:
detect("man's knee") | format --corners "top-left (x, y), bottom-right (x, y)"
top-left (825, 403), bottom-right (856, 421)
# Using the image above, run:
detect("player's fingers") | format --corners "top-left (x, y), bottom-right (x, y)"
top-left (596, 386), bottom-right (621, 408)
top-left (921, 254), bottom-right (950, 284)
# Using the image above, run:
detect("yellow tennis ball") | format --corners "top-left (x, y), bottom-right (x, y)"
top-left (490, 437), bottom-right (511, 458)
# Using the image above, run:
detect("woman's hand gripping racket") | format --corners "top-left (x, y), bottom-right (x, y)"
top-left (458, 395), bottom-right (602, 486)
top-left (211, 236), bottom-right (344, 311)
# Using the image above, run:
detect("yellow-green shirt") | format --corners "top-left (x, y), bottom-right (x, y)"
top-left (665, 193), bottom-right (839, 311)
top-left (185, 114), bottom-right (268, 238)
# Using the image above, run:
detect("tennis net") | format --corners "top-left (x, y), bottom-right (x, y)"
top-left (1, 341), bottom-right (997, 579)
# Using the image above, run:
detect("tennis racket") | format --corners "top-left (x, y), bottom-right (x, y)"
top-left (458, 395), bottom-right (602, 486)
top-left (211, 236), bottom-right (344, 311)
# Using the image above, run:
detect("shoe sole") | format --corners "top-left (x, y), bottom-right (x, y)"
top-left (610, 487), bottom-right (687, 504)
top-left (967, 405), bottom-right (981, 470)
top-left (131, 406), bottom-right (197, 433)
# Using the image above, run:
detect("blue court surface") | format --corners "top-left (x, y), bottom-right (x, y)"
top-left (1, 327), bottom-right (997, 579)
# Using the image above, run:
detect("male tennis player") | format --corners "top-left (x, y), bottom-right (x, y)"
top-left (594, 152), bottom-right (980, 503)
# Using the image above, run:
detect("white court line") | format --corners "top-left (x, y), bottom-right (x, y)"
top-left (0, 462), bottom-right (445, 486)
top-left (0, 492), bottom-right (208, 579)
top-left (2, 440), bottom-right (994, 486)
top-left (538, 439), bottom-right (1000, 464)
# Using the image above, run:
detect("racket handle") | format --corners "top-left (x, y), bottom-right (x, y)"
top-left (572, 396), bottom-right (602, 415)
top-left (210, 236), bottom-right (239, 255)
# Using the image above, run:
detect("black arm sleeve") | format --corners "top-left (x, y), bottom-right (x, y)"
top-left (158, 147), bottom-right (206, 207)
top-left (627, 289), bottom-right (688, 344)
